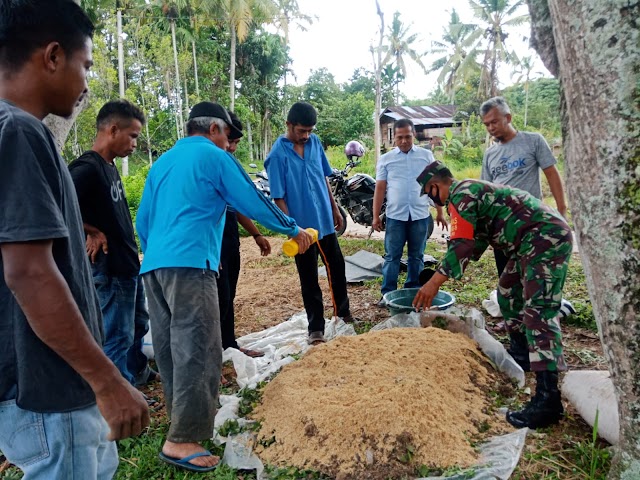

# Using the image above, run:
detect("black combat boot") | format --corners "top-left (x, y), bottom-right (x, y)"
top-left (507, 330), bottom-right (531, 372)
top-left (506, 371), bottom-right (564, 429)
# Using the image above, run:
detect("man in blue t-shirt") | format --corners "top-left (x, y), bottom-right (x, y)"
top-left (266, 102), bottom-right (357, 345)
top-left (0, 2), bottom-right (148, 479)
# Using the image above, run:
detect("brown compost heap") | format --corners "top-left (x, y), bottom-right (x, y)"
top-left (251, 327), bottom-right (508, 480)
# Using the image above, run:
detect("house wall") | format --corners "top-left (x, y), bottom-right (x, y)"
top-left (417, 126), bottom-right (462, 139)
top-left (380, 121), bottom-right (462, 150)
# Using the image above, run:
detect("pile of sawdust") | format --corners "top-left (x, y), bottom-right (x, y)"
top-left (251, 327), bottom-right (508, 479)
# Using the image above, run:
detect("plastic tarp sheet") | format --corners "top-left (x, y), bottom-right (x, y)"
top-left (562, 370), bottom-right (619, 445)
top-left (318, 249), bottom-right (437, 283)
top-left (215, 309), bottom-right (528, 479)
top-left (482, 289), bottom-right (503, 318)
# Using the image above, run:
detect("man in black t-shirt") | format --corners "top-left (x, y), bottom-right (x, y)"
top-left (0, 2), bottom-right (148, 478)
top-left (218, 112), bottom-right (269, 363)
top-left (69, 99), bottom-right (159, 390)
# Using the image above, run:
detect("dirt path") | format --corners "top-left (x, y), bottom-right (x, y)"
top-left (233, 235), bottom-right (389, 336)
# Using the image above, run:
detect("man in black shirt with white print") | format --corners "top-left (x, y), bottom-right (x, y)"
top-left (69, 99), bottom-right (159, 389)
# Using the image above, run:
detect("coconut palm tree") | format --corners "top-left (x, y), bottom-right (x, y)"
top-left (511, 54), bottom-right (536, 126)
top-left (143, 0), bottom-right (191, 137)
top-left (429, 9), bottom-right (482, 103)
top-left (272, 0), bottom-right (313, 49)
top-left (218, 0), bottom-right (276, 110)
top-left (272, 0), bottom-right (314, 112)
top-left (381, 11), bottom-right (427, 104)
top-left (469, 0), bottom-right (529, 98)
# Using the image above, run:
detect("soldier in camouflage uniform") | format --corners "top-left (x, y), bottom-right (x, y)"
top-left (413, 160), bottom-right (572, 429)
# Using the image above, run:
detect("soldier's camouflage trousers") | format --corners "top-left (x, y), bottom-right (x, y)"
top-left (497, 226), bottom-right (573, 372)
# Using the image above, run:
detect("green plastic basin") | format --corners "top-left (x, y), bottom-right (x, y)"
top-left (383, 288), bottom-right (455, 316)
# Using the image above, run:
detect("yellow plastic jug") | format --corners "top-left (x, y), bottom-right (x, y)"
top-left (282, 228), bottom-right (319, 257)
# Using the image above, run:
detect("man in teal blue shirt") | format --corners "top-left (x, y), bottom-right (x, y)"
top-left (266, 102), bottom-right (357, 346)
top-left (137, 102), bottom-right (312, 472)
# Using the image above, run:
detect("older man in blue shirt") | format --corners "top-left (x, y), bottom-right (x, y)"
top-left (373, 118), bottom-right (447, 303)
top-left (137, 102), bottom-right (312, 472)
top-left (266, 102), bottom-right (357, 345)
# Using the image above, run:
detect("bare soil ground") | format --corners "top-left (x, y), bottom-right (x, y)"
top-left (2, 234), bottom-right (608, 479)
top-left (233, 236), bottom-right (390, 336)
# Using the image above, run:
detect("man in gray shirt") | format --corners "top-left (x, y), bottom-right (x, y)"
top-left (480, 96), bottom-right (568, 273)
top-left (0, 1), bottom-right (148, 478)
top-left (479, 96), bottom-right (572, 356)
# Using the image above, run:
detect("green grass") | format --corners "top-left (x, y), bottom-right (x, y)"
top-left (324, 145), bottom-right (483, 181)
top-left (337, 237), bottom-right (385, 257)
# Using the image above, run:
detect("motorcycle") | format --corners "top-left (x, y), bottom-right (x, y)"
top-left (248, 163), bottom-right (271, 199)
top-left (328, 159), bottom-right (386, 237)
top-left (248, 160), bottom-right (385, 237)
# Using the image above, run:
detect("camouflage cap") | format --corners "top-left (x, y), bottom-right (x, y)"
top-left (416, 160), bottom-right (450, 195)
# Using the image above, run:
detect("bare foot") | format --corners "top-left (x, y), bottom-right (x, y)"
top-left (162, 441), bottom-right (219, 468)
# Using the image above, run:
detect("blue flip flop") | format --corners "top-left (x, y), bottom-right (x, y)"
top-left (158, 451), bottom-right (218, 472)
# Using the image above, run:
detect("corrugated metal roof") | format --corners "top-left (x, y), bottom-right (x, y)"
top-left (380, 105), bottom-right (459, 126)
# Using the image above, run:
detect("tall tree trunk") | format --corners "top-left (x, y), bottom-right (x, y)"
top-left (528, 2), bottom-right (640, 479)
top-left (262, 109), bottom-right (270, 160)
top-left (489, 47), bottom-right (499, 97)
top-left (229, 27), bottom-right (237, 110)
top-left (246, 120), bottom-right (255, 164)
top-left (184, 76), bottom-right (190, 121)
top-left (282, 19), bottom-right (290, 118)
top-left (523, 80), bottom-right (529, 127)
top-left (145, 118), bottom-right (152, 166)
top-left (117, 8), bottom-right (129, 176)
top-left (44, 95), bottom-right (90, 154)
top-left (192, 40), bottom-right (200, 100)
top-left (170, 19), bottom-right (184, 138)
top-left (134, 27), bottom-right (153, 166)
top-left (373, 0), bottom-right (384, 164)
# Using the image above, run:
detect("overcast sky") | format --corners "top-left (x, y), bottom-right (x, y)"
top-left (286, 0), bottom-right (548, 101)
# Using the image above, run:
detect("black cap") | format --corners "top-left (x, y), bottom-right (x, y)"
top-left (416, 160), bottom-right (450, 195)
top-left (228, 111), bottom-right (243, 140)
top-left (188, 102), bottom-right (241, 136)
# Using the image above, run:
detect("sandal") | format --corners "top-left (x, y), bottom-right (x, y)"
top-left (142, 392), bottom-right (162, 411)
top-left (158, 451), bottom-right (218, 472)
top-left (239, 347), bottom-right (265, 358)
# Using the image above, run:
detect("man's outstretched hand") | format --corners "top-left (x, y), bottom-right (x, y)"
top-left (254, 235), bottom-right (271, 256)
top-left (413, 271), bottom-right (449, 311)
top-left (293, 228), bottom-right (313, 254)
